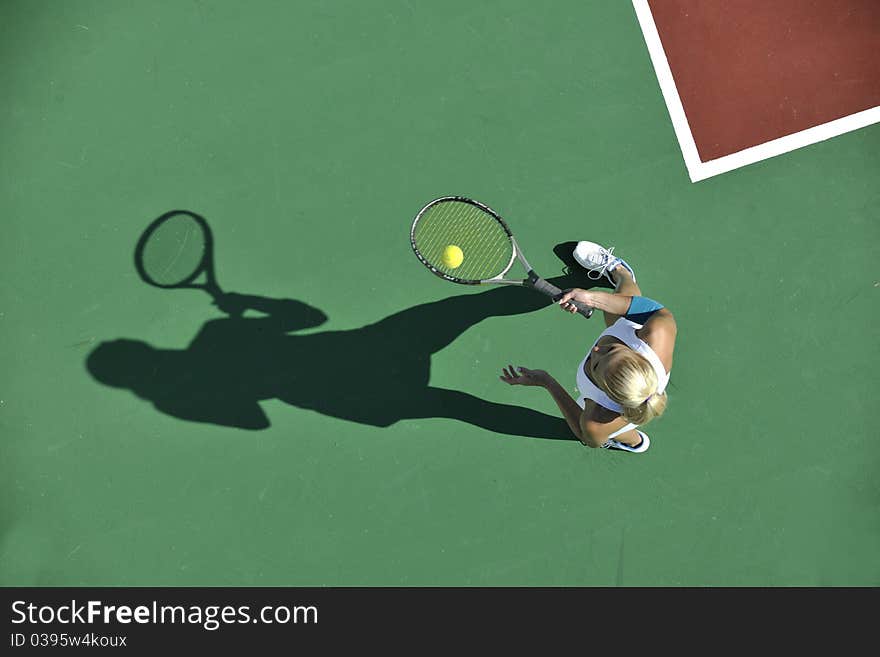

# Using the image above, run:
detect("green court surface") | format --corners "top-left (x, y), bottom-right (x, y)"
top-left (2, 0), bottom-right (877, 586)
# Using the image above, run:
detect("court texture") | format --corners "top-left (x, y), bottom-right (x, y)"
top-left (2, 1), bottom-right (877, 586)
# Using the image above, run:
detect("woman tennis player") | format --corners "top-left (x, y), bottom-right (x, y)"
top-left (500, 241), bottom-right (676, 453)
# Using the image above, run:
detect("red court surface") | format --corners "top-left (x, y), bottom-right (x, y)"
top-left (634, 0), bottom-right (880, 180)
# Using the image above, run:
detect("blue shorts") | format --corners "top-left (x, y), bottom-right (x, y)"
top-left (625, 296), bottom-right (664, 324)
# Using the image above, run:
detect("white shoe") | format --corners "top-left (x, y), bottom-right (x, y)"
top-left (602, 431), bottom-right (650, 453)
top-left (572, 241), bottom-right (636, 288)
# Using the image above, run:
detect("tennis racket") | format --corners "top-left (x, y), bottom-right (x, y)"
top-left (410, 196), bottom-right (593, 318)
top-left (134, 209), bottom-right (222, 299)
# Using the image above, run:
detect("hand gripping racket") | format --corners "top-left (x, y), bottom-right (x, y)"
top-left (410, 196), bottom-right (593, 318)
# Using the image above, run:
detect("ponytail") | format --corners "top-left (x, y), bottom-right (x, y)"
top-left (622, 390), bottom-right (667, 425)
top-left (600, 350), bottom-right (668, 426)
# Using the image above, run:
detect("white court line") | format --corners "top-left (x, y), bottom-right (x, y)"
top-left (631, 0), bottom-right (880, 183)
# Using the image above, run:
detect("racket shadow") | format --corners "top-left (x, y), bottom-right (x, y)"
top-left (86, 227), bottom-right (602, 441)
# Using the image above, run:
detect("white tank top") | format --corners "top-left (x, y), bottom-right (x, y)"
top-left (575, 318), bottom-right (670, 412)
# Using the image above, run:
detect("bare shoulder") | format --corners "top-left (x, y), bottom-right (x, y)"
top-left (638, 308), bottom-right (676, 370)
top-left (580, 398), bottom-right (620, 424)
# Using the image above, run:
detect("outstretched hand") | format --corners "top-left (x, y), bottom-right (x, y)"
top-left (499, 365), bottom-right (551, 387)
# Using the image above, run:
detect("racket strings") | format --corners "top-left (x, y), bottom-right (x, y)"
top-left (417, 204), bottom-right (496, 276)
top-left (157, 221), bottom-right (192, 282)
top-left (141, 215), bottom-right (209, 286)
top-left (418, 203), bottom-right (479, 267)
top-left (413, 200), bottom-right (513, 281)
top-left (427, 206), bottom-right (509, 277)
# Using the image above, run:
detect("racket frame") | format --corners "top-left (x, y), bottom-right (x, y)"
top-left (134, 209), bottom-right (221, 297)
top-left (410, 196), bottom-right (593, 318)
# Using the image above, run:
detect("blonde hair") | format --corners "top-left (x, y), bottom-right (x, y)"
top-left (600, 349), bottom-right (667, 426)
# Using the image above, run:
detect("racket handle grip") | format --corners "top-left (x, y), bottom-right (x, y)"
top-left (526, 273), bottom-right (594, 319)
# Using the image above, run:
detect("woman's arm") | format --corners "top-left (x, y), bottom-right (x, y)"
top-left (500, 366), bottom-right (603, 447)
top-left (557, 289), bottom-right (632, 316)
top-left (214, 292), bottom-right (328, 331)
top-left (559, 289), bottom-right (672, 340)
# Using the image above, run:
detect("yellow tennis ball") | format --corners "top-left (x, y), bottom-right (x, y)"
top-left (442, 244), bottom-right (464, 269)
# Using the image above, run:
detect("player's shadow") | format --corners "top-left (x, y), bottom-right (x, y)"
top-left (86, 232), bottom-right (602, 440)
